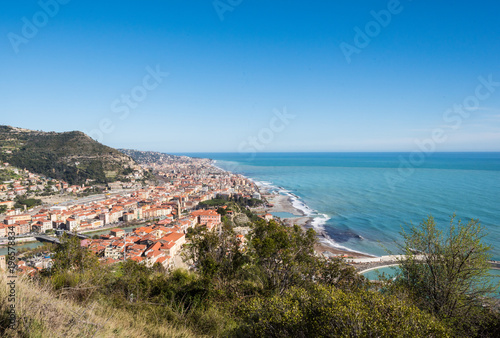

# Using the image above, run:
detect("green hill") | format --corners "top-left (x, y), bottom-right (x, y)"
top-left (118, 148), bottom-right (182, 164)
top-left (0, 125), bottom-right (144, 185)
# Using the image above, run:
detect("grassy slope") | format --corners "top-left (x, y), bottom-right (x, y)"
top-left (0, 273), bottom-right (198, 338)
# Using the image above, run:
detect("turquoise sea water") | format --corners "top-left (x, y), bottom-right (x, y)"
top-left (361, 266), bottom-right (400, 280)
top-left (177, 152), bottom-right (500, 260)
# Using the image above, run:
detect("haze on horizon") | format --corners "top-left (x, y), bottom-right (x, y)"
top-left (1, 1), bottom-right (500, 153)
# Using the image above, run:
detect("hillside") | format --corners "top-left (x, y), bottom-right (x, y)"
top-left (0, 126), bottom-right (144, 185)
top-left (0, 274), bottom-right (196, 337)
top-left (118, 148), bottom-right (183, 165)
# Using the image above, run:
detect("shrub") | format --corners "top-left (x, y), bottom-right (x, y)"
top-left (239, 285), bottom-right (451, 337)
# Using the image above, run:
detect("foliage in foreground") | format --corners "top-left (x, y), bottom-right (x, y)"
top-left (239, 285), bottom-right (450, 337)
top-left (2, 214), bottom-right (499, 337)
top-left (389, 214), bottom-right (500, 337)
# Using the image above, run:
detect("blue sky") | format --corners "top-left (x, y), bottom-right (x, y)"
top-left (1, 0), bottom-right (499, 152)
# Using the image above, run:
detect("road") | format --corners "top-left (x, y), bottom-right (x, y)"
top-left (55, 188), bottom-right (135, 207)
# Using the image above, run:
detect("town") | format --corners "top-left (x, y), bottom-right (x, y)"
top-left (0, 155), bottom-right (265, 274)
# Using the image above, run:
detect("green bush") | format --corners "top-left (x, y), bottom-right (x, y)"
top-left (239, 285), bottom-right (451, 337)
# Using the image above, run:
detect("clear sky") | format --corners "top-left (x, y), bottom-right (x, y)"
top-left (1, 0), bottom-right (499, 152)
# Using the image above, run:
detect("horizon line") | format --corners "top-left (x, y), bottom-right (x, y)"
top-left (165, 151), bottom-right (500, 154)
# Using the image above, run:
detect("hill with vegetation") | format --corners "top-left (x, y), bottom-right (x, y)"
top-left (0, 126), bottom-right (144, 185)
top-left (118, 148), bottom-right (184, 165)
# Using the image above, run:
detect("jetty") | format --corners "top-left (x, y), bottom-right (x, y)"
top-left (352, 255), bottom-right (500, 274)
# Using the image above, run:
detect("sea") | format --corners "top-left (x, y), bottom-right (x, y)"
top-left (175, 152), bottom-right (500, 260)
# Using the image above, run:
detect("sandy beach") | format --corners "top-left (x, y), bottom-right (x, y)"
top-left (265, 193), bottom-right (374, 259)
top-left (263, 194), bottom-right (304, 215)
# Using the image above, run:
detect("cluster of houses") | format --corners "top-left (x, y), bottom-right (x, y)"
top-left (1, 156), bottom-right (264, 273)
top-left (0, 251), bottom-right (54, 276)
top-left (82, 204), bottom-right (256, 270)
top-left (0, 162), bottom-right (89, 201)
top-left (1, 205), bottom-right (226, 273)
top-left (1, 155), bottom-right (260, 237)
top-left (0, 186), bottom-right (219, 237)
top-left (85, 221), bottom-right (192, 269)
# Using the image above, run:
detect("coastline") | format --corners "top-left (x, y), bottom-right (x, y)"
top-left (264, 193), bottom-right (374, 259)
top-left (210, 157), bottom-right (500, 262)
top-left (211, 159), bottom-right (374, 259)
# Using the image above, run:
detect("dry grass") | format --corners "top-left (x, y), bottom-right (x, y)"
top-left (0, 273), bottom-right (199, 337)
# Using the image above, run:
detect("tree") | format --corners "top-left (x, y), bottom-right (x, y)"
top-left (0, 205), bottom-right (7, 214)
top-left (393, 214), bottom-right (499, 334)
top-left (184, 222), bottom-right (245, 289)
top-left (51, 234), bottom-right (99, 274)
top-left (314, 256), bottom-right (366, 291)
top-left (250, 220), bottom-right (317, 294)
top-left (37, 233), bottom-right (105, 302)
